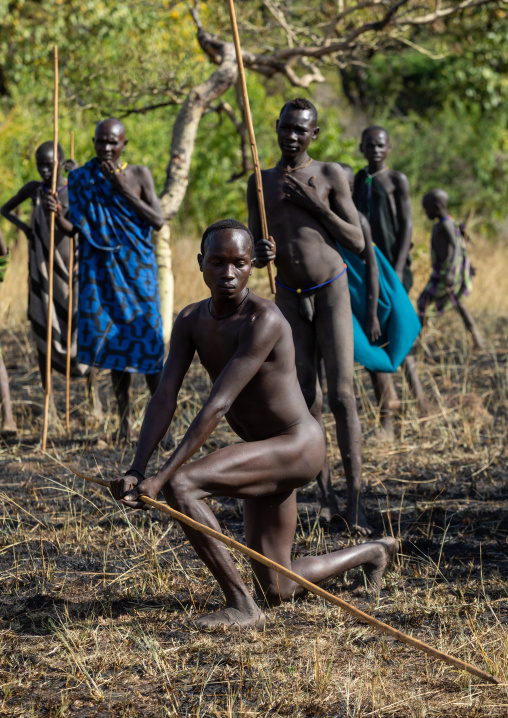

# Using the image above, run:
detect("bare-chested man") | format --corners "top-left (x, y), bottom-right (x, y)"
top-left (248, 99), bottom-right (370, 534)
top-left (354, 126), bottom-right (429, 433)
top-left (110, 220), bottom-right (397, 629)
top-left (65, 119), bottom-right (165, 441)
top-left (1, 142), bottom-right (101, 422)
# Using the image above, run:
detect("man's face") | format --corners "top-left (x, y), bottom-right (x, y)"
top-left (276, 108), bottom-right (318, 157)
top-left (198, 229), bottom-right (254, 298)
top-left (36, 148), bottom-right (56, 184)
top-left (93, 122), bottom-right (127, 164)
top-left (360, 130), bottom-right (390, 164)
top-left (422, 197), bottom-right (438, 220)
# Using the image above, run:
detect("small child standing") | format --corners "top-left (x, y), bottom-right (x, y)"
top-left (418, 189), bottom-right (484, 350)
top-left (0, 229), bottom-right (17, 434)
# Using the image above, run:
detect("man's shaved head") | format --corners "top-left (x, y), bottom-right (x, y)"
top-left (36, 141), bottom-right (64, 162)
top-left (93, 118), bottom-right (128, 163)
top-left (279, 98), bottom-right (318, 126)
top-left (95, 118), bottom-right (126, 139)
top-left (361, 125), bottom-right (389, 143)
top-left (201, 218), bottom-right (253, 256)
top-left (423, 188), bottom-right (448, 206)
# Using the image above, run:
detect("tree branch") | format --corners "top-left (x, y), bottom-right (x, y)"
top-left (211, 99), bottom-right (251, 182)
top-left (400, 0), bottom-right (500, 26)
top-left (118, 99), bottom-right (183, 118)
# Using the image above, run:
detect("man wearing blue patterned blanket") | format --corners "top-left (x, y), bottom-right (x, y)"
top-left (67, 118), bottom-right (165, 441)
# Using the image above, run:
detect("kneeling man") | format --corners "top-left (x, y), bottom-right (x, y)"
top-left (111, 219), bottom-right (396, 629)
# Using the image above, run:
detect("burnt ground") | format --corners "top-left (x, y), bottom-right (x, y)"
top-left (0, 316), bottom-right (507, 717)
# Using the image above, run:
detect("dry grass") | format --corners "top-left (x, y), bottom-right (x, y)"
top-left (0, 227), bottom-right (507, 716)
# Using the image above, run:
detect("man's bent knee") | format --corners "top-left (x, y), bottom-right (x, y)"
top-left (162, 468), bottom-right (195, 509)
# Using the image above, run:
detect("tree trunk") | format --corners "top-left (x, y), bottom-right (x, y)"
top-left (154, 29), bottom-right (238, 345)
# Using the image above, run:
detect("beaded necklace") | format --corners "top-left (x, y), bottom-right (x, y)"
top-left (358, 166), bottom-right (389, 218)
top-left (42, 179), bottom-right (67, 194)
top-left (276, 156), bottom-right (313, 174)
top-left (366, 166), bottom-right (388, 179)
top-left (208, 289), bottom-right (250, 320)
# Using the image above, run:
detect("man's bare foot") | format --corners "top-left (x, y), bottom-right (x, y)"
top-left (386, 398), bottom-right (402, 412)
top-left (471, 332), bottom-right (485, 351)
top-left (113, 418), bottom-right (133, 444)
top-left (345, 503), bottom-right (373, 537)
top-left (91, 404), bottom-right (104, 422)
top-left (416, 397), bottom-right (430, 418)
top-left (363, 537), bottom-right (398, 591)
top-left (0, 419), bottom-right (17, 435)
top-left (318, 496), bottom-right (341, 524)
top-left (373, 417), bottom-right (395, 443)
top-left (193, 605), bottom-right (266, 630)
top-left (85, 407), bottom-right (104, 427)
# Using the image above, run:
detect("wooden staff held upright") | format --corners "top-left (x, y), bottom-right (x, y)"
top-left (227, 0), bottom-right (276, 295)
top-left (41, 45), bottom-right (59, 451)
top-left (65, 130), bottom-right (75, 432)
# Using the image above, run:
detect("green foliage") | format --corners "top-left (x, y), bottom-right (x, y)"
top-left (0, 1), bottom-right (205, 109)
top-left (381, 104), bottom-right (508, 221)
top-left (1, 0), bottom-right (507, 242)
top-left (352, 7), bottom-right (508, 222)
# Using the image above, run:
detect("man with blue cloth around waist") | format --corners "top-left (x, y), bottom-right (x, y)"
top-left (67, 118), bottom-right (165, 441)
top-left (248, 99), bottom-right (371, 535)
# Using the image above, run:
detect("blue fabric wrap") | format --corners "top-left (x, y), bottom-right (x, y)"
top-left (339, 245), bottom-right (421, 372)
top-left (67, 158), bottom-right (164, 373)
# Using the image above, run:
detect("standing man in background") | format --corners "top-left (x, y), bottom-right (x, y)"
top-left (354, 126), bottom-right (429, 434)
top-left (66, 118), bottom-right (165, 442)
top-left (249, 99), bottom-right (371, 535)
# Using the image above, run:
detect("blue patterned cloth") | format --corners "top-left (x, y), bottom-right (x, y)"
top-left (338, 245), bottom-right (421, 373)
top-left (67, 158), bottom-right (164, 373)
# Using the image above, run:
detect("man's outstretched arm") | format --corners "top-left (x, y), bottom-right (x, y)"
top-left (117, 308), bottom-right (282, 507)
top-left (1, 183), bottom-right (39, 239)
top-left (119, 309), bottom-right (196, 486)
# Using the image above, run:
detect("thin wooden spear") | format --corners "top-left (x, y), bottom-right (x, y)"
top-left (62, 461), bottom-right (499, 685)
top-left (65, 131), bottom-right (75, 433)
top-left (42, 45), bottom-right (59, 451)
top-left (226, 0), bottom-right (276, 295)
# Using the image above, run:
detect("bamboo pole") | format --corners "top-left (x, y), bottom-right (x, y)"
top-left (226, 0), bottom-right (276, 295)
top-left (42, 46), bottom-right (59, 451)
top-left (65, 131), bottom-right (75, 432)
top-left (64, 462), bottom-right (499, 685)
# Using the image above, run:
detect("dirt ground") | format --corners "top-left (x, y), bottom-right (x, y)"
top-left (0, 312), bottom-right (507, 717)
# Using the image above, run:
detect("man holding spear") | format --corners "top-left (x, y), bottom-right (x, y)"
top-left (110, 219), bottom-right (396, 629)
top-left (1, 142), bottom-right (100, 423)
top-left (249, 99), bottom-right (370, 534)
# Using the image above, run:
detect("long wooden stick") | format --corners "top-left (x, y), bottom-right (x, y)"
top-left (64, 462), bottom-right (499, 685)
top-left (227, 0), bottom-right (276, 295)
top-left (42, 46), bottom-right (59, 451)
top-left (65, 131), bottom-right (75, 432)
